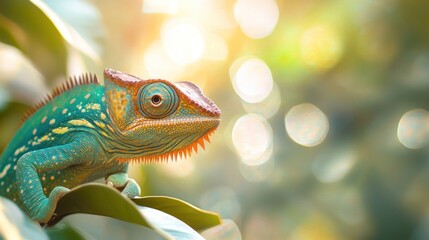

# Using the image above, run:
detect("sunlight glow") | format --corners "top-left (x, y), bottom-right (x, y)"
top-left (157, 159), bottom-right (195, 178)
top-left (143, 41), bottom-right (184, 80)
top-left (234, 0), bottom-right (279, 39)
top-left (161, 18), bottom-right (205, 66)
top-left (202, 32), bottom-right (228, 61)
top-left (397, 109), bottom-right (429, 149)
top-left (242, 81), bottom-right (281, 119)
top-left (300, 25), bottom-right (342, 72)
top-left (285, 103), bottom-right (329, 147)
top-left (231, 57), bottom-right (273, 103)
top-left (142, 0), bottom-right (178, 14)
top-left (232, 114), bottom-right (273, 166)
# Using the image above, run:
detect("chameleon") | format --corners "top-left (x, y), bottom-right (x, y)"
top-left (0, 69), bottom-right (220, 223)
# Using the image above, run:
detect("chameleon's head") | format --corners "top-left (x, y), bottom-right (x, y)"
top-left (104, 69), bottom-right (221, 162)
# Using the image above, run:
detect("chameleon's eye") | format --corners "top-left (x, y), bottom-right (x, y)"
top-left (151, 94), bottom-right (162, 107)
top-left (138, 82), bottom-right (179, 119)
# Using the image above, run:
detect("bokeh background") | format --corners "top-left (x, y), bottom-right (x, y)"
top-left (1, 0), bottom-right (429, 239)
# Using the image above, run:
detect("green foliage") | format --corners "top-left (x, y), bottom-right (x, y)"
top-left (0, 184), bottom-right (224, 239)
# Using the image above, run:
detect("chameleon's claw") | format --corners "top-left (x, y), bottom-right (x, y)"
top-left (121, 178), bottom-right (141, 198)
top-left (106, 173), bottom-right (140, 198)
top-left (106, 173), bottom-right (128, 188)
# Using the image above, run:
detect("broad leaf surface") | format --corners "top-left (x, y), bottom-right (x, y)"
top-left (49, 183), bottom-right (221, 239)
top-left (48, 183), bottom-right (152, 228)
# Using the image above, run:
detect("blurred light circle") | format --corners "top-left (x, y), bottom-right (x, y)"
top-left (161, 18), bottom-right (205, 66)
top-left (285, 103), bottom-right (329, 147)
top-left (312, 148), bottom-right (356, 183)
top-left (232, 114), bottom-right (273, 166)
top-left (397, 109), bottom-right (429, 149)
top-left (202, 33), bottom-right (228, 61)
top-left (300, 25), bottom-right (342, 71)
top-left (242, 81), bottom-right (281, 119)
top-left (231, 57), bottom-right (273, 103)
top-left (234, 0), bottom-right (279, 39)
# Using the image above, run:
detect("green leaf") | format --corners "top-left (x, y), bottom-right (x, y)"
top-left (38, 0), bottom-right (103, 62)
top-left (48, 183), bottom-right (153, 229)
top-left (48, 183), bottom-right (222, 239)
top-left (132, 196), bottom-right (222, 231)
top-left (0, 197), bottom-right (49, 240)
top-left (45, 224), bottom-right (86, 240)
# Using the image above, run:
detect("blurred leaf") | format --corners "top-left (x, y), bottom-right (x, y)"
top-left (132, 196), bottom-right (222, 231)
top-left (0, 197), bottom-right (49, 240)
top-left (0, 0), bottom-right (67, 80)
top-left (45, 224), bottom-right (86, 240)
top-left (39, 0), bottom-right (103, 62)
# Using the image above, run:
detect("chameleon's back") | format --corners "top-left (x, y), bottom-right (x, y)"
top-left (0, 81), bottom-right (109, 203)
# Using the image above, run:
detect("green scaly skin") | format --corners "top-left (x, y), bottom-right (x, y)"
top-left (0, 69), bottom-right (220, 223)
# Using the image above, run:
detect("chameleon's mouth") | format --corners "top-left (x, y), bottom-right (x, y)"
top-left (123, 117), bottom-right (220, 132)
top-left (115, 128), bottom-right (217, 163)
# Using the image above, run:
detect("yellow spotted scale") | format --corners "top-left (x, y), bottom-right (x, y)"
top-left (0, 69), bottom-right (220, 223)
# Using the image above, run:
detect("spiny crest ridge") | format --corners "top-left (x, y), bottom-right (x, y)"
top-left (22, 73), bottom-right (99, 121)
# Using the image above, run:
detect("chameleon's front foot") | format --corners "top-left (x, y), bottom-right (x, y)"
top-left (31, 186), bottom-right (70, 223)
top-left (106, 173), bottom-right (141, 198)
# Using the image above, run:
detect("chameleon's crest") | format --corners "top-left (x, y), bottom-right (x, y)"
top-left (23, 73), bottom-right (99, 120)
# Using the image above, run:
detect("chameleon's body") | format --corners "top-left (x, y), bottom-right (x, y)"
top-left (0, 69), bottom-right (220, 222)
